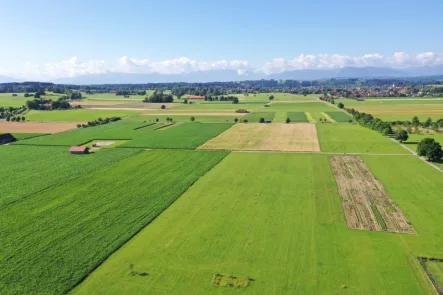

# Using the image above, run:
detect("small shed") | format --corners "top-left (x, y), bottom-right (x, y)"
top-left (0, 133), bottom-right (16, 145)
top-left (69, 146), bottom-right (89, 154)
top-left (188, 95), bottom-right (205, 100)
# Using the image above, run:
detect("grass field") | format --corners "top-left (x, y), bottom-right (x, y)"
top-left (0, 145), bottom-right (140, 208)
top-left (339, 99), bottom-right (443, 121)
top-left (25, 109), bottom-right (142, 121)
top-left (128, 114), bottom-right (239, 123)
top-left (10, 133), bottom-right (48, 140)
top-left (15, 121), bottom-right (230, 149)
top-left (121, 122), bottom-right (233, 149)
top-left (73, 153), bottom-right (442, 294)
top-left (0, 93), bottom-right (28, 107)
top-left (426, 261), bottom-right (443, 290)
top-left (243, 112), bottom-right (275, 122)
top-left (287, 112), bottom-right (309, 122)
top-left (0, 149), bottom-right (228, 294)
top-left (317, 124), bottom-right (409, 154)
top-left (199, 123), bottom-right (320, 151)
top-left (14, 121), bottom-right (152, 146)
top-left (326, 111), bottom-right (353, 122)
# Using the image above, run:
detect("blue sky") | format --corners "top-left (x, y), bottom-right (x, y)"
top-left (1, 0), bottom-right (443, 79)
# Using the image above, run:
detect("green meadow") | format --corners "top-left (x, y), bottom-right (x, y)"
top-left (317, 124), bottom-right (409, 154)
top-left (74, 153), bottom-right (442, 295)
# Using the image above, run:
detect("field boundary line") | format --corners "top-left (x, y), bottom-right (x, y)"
top-left (66, 150), bottom-right (231, 293)
top-left (321, 112), bottom-right (336, 123)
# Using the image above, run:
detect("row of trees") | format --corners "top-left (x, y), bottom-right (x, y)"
top-left (76, 117), bottom-right (121, 128)
top-left (345, 108), bottom-right (442, 162)
top-left (0, 106), bottom-right (26, 119)
top-left (26, 97), bottom-right (73, 110)
top-left (203, 95), bottom-right (239, 104)
top-left (5, 116), bottom-right (26, 122)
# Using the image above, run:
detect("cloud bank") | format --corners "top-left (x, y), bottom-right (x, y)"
top-left (5, 52), bottom-right (443, 80)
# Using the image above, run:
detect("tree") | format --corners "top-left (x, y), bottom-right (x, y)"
top-left (337, 102), bottom-right (344, 109)
top-left (395, 130), bottom-right (408, 143)
top-left (234, 117), bottom-right (239, 123)
top-left (285, 117), bottom-right (290, 123)
top-left (431, 122), bottom-right (439, 132)
top-left (243, 119), bottom-right (248, 123)
top-left (424, 117), bottom-right (432, 128)
top-left (155, 118), bottom-right (159, 122)
top-left (269, 95), bottom-right (274, 100)
top-left (190, 116), bottom-right (195, 122)
top-left (412, 116), bottom-right (420, 126)
top-left (417, 138), bottom-right (443, 162)
top-left (259, 117), bottom-right (265, 123)
top-left (348, 119), bottom-right (353, 123)
top-left (21, 116), bottom-right (25, 122)
top-left (382, 128), bottom-right (391, 136)
top-left (34, 92), bottom-right (41, 99)
top-left (161, 105), bottom-right (166, 109)
top-left (232, 97), bottom-right (239, 104)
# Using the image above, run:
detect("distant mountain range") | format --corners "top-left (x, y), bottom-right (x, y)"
top-left (2, 66), bottom-right (443, 84)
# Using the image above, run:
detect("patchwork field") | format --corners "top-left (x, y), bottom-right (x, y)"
top-left (243, 111), bottom-right (276, 122)
top-left (329, 155), bottom-right (415, 234)
top-left (0, 149), bottom-right (228, 294)
top-left (199, 123), bottom-right (320, 151)
top-left (317, 124), bottom-right (409, 154)
top-left (14, 121), bottom-right (232, 149)
top-left (73, 153), bottom-right (443, 294)
top-left (0, 121), bottom-right (79, 133)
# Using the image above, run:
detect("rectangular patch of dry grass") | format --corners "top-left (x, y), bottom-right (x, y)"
top-left (0, 122), bottom-right (80, 134)
top-left (199, 123), bottom-right (320, 152)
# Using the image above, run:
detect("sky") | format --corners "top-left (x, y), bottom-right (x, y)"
top-left (1, 0), bottom-right (443, 80)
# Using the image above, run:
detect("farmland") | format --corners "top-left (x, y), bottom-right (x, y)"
top-left (0, 145), bottom-right (140, 208)
top-left (317, 124), bottom-right (409, 154)
top-left (2, 87), bottom-right (443, 295)
top-left (0, 149), bottom-right (228, 294)
top-left (0, 121), bottom-right (79, 133)
top-left (73, 153), bottom-right (443, 295)
top-left (199, 123), bottom-right (320, 151)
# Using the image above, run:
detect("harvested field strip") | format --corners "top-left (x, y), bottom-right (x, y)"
top-left (0, 150), bottom-right (228, 294)
top-left (141, 112), bottom-right (247, 117)
top-left (0, 122), bottom-right (80, 133)
top-left (325, 111), bottom-right (353, 122)
top-left (133, 123), bottom-right (156, 130)
top-left (199, 123), bottom-right (320, 152)
top-left (329, 155), bottom-right (415, 234)
top-left (0, 145), bottom-right (141, 208)
top-left (287, 112), bottom-right (308, 122)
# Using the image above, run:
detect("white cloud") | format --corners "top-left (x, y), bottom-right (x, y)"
top-left (11, 56), bottom-right (249, 80)
top-left (260, 52), bottom-right (443, 74)
top-left (4, 52), bottom-right (443, 79)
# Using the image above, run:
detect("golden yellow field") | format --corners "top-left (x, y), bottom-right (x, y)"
top-left (199, 123), bottom-right (320, 151)
top-left (0, 122), bottom-right (80, 133)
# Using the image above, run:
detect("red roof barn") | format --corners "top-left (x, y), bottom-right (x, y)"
top-left (69, 146), bottom-right (89, 154)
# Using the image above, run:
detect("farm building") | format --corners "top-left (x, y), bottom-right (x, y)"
top-left (188, 95), bottom-right (205, 100)
top-left (0, 133), bottom-right (16, 145)
top-left (69, 146), bottom-right (89, 154)
top-left (236, 109), bottom-right (249, 113)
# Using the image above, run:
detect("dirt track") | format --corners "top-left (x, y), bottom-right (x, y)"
top-left (0, 122), bottom-right (80, 134)
top-left (329, 155), bottom-right (415, 234)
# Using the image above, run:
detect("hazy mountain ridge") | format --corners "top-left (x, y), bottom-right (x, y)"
top-left (3, 66), bottom-right (443, 84)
